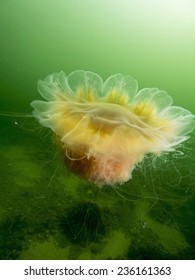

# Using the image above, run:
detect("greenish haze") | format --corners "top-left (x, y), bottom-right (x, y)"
top-left (0, 0), bottom-right (195, 260)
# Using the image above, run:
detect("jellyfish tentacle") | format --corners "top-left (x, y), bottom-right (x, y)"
top-left (61, 115), bottom-right (89, 144)
top-left (65, 144), bottom-right (87, 161)
top-left (0, 111), bottom-right (33, 118)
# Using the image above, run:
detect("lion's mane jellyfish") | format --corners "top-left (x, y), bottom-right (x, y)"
top-left (31, 71), bottom-right (194, 186)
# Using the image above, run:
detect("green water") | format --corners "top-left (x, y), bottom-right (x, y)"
top-left (0, 0), bottom-right (195, 260)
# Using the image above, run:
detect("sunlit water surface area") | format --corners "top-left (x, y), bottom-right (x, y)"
top-left (0, 0), bottom-right (195, 260)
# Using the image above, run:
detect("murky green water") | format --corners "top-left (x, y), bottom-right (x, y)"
top-left (0, 0), bottom-right (195, 260)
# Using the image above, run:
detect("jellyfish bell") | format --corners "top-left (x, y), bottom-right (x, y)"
top-left (31, 70), bottom-right (195, 186)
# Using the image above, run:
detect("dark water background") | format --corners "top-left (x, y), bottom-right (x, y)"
top-left (0, 0), bottom-right (195, 259)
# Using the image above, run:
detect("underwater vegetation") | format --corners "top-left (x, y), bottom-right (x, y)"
top-left (31, 70), bottom-right (195, 186)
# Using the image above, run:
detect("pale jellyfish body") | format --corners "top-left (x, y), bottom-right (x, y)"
top-left (31, 71), bottom-right (194, 186)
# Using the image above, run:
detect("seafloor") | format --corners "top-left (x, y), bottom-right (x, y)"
top-left (0, 116), bottom-right (195, 260)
